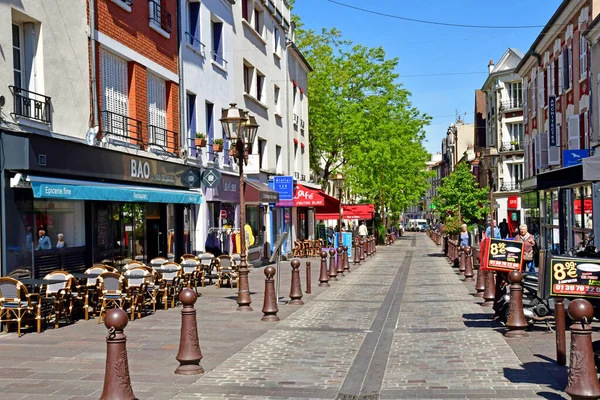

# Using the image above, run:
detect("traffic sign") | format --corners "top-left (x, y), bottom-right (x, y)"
top-left (202, 168), bottom-right (221, 188)
top-left (220, 210), bottom-right (227, 219)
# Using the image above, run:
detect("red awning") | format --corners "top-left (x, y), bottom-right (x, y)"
top-left (314, 191), bottom-right (341, 218)
top-left (316, 204), bottom-right (374, 221)
top-left (293, 184), bottom-right (325, 206)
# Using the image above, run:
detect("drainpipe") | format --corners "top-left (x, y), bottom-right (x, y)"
top-left (177, 0), bottom-right (186, 154)
top-left (89, 0), bottom-right (98, 128)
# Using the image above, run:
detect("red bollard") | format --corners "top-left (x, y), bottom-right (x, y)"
top-left (463, 248), bottom-right (474, 282)
top-left (555, 298), bottom-right (567, 366)
top-left (289, 259), bottom-right (304, 305)
top-left (504, 271), bottom-right (528, 338)
top-left (482, 270), bottom-right (496, 307)
top-left (100, 308), bottom-right (136, 400)
top-left (565, 299), bottom-right (600, 400)
top-left (459, 247), bottom-right (466, 274)
top-left (361, 238), bottom-right (366, 261)
top-left (343, 245), bottom-right (350, 273)
top-left (328, 249), bottom-right (338, 281)
top-left (474, 247), bottom-right (485, 296)
top-left (353, 240), bottom-right (360, 265)
top-left (175, 289), bottom-right (204, 375)
top-left (261, 266), bottom-right (279, 321)
top-left (336, 247), bottom-right (345, 276)
top-left (305, 261), bottom-right (311, 295)
top-left (318, 251), bottom-right (330, 287)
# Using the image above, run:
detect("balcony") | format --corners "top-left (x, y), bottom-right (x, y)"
top-left (499, 182), bottom-right (521, 192)
top-left (148, 125), bottom-right (179, 157)
top-left (149, 0), bottom-right (172, 33)
top-left (294, 172), bottom-right (300, 179)
top-left (293, 114), bottom-right (299, 126)
top-left (101, 110), bottom-right (143, 147)
top-left (185, 32), bottom-right (205, 56)
top-left (300, 119), bottom-right (305, 129)
top-left (301, 174), bottom-right (306, 181)
top-left (10, 86), bottom-right (51, 124)
top-left (499, 140), bottom-right (524, 153)
top-left (501, 99), bottom-right (523, 111)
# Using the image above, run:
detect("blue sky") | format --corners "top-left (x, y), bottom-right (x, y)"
top-left (293, 0), bottom-right (562, 155)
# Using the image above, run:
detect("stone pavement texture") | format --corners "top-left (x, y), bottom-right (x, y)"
top-left (0, 234), bottom-right (573, 399)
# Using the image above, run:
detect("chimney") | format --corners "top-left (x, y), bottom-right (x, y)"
top-left (488, 59), bottom-right (495, 73)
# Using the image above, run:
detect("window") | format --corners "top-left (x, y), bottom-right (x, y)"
top-left (580, 34), bottom-right (588, 79)
top-left (149, 0), bottom-right (172, 34)
top-left (12, 24), bottom-right (23, 88)
top-left (531, 73), bottom-right (537, 114)
top-left (274, 26), bottom-right (280, 54)
top-left (100, 49), bottom-right (129, 137)
top-left (242, 0), bottom-right (250, 20)
top-left (243, 63), bottom-right (253, 94)
top-left (253, 6), bottom-right (263, 36)
top-left (186, 1), bottom-right (202, 51)
top-left (294, 143), bottom-right (298, 174)
top-left (293, 85), bottom-right (297, 113)
top-left (274, 85), bottom-right (280, 114)
top-left (508, 163), bottom-right (523, 184)
top-left (206, 102), bottom-right (214, 161)
top-left (275, 145), bottom-right (282, 174)
top-left (258, 138), bottom-right (267, 169)
top-left (147, 73), bottom-right (167, 146)
top-left (564, 45), bottom-right (573, 90)
top-left (506, 82), bottom-right (522, 108)
top-left (568, 115), bottom-right (580, 150)
top-left (186, 93), bottom-right (197, 154)
top-left (507, 123), bottom-right (524, 144)
top-left (211, 19), bottom-right (224, 65)
top-left (256, 71), bottom-right (265, 102)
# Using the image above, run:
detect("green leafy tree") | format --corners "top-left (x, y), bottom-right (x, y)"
top-left (433, 162), bottom-right (489, 228)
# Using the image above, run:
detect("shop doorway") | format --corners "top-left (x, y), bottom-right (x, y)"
top-left (507, 210), bottom-right (521, 238)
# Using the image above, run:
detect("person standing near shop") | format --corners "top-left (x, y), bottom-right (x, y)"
top-left (499, 218), bottom-right (509, 239)
top-left (485, 220), bottom-right (501, 239)
top-left (514, 224), bottom-right (537, 273)
top-left (459, 224), bottom-right (471, 248)
top-left (36, 229), bottom-right (51, 250)
top-left (358, 221), bottom-right (368, 239)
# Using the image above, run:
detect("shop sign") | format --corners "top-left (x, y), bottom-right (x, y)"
top-left (549, 96), bottom-right (557, 146)
top-left (574, 198), bottom-right (593, 215)
top-left (563, 149), bottom-right (589, 167)
top-left (549, 257), bottom-right (600, 299)
top-left (508, 196), bottom-right (518, 209)
top-left (484, 238), bottom-right (523, 272)
top-left (245, 154), bottom-right (260, 174)
top-left (273, 176), bottom-right (294, 200)
top-left (202, 168), bottom-right (222, 188)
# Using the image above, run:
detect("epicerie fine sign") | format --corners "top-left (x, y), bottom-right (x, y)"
top-left (130, 159), bottom-right (175, 184)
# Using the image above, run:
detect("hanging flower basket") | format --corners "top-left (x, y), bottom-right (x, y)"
top-left (195, 138), bottom-right (207, 148)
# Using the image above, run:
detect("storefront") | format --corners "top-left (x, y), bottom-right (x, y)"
top-left (244, 179), bottom-right (279, 262)
top-left (1, 130), bottom-right (202, 278)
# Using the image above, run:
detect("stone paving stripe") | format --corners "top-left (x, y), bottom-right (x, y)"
top-left (274, 326), bottom-right (369, 333)
top-left (338, 251), bottom-right (412, 397)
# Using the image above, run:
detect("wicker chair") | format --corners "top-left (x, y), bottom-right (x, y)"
top-left (122, 261), bottom-right (144, 271)
top-left (42, 271), bottom-right (75, 329)
top-left (78, 265), bottom-right (112, 320)
top-left (123, 267), bottom-right (153, 320)
top-left (0, 277), bottom-right (41, 337)
top-left (150, 257), bottom-right (169, 268)
top-left (96, 272), bottom-right (128, 324)
top-left (198, 252), bottom-right (216, 286)
top-left (216, 255), bottom-right (237, 289)
top-left (180, 254), bottom-right (197, 262)
top-left (154, 262), bottom-right (182, 309)
top-left (181, 259), bottom-right (202, 293)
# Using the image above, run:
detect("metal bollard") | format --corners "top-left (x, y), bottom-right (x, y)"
top-left (353, 240), bottom-right (360, 265)
top-left (305, 261), bottom-right (311, 294)
top-left (318, 251), bottom-right (330, 287)
top-left (99, 308), bottom-right (136, 400)
top-left (482, 270), bottom-right (496, 307)
top-left (555, 298), bottom-right (567, 366)
top-left (361, 237), bottom-right (366, 261)
top-left (328, 249), bottom-right (338, 281)
top-left (343, 245), bottom-right (350, 273)
top-left (175, 289), bottom-right (205, 375)
top-left (458, 246), bottom-right (466, 274)
top-left (336, 247), bottom-right (345, 276)
top-left (261, 266), bottom-right (279, 321)
top-left (504, 271), bottom-right (528, 338)
top-left (463, 247), bottom-right (474, 282)
top-left (474, 247), bottom-right (485, 296)
top-left (289, 259), bottom-right (304, 305)
top-left (565, 299), bottom-right (600, 400)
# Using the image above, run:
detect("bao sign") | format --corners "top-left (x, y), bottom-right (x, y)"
top-left (549, 257), bottom-right (600, 299)
top-left (484, 238), bottom-right (523, 272)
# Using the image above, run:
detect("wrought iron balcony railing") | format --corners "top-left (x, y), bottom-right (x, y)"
top-left (148, 125), bottom-right (179, 156)
top-left (185, 32), bottom-right (205, 55)
top-left (9, 86), bottom-right (52, 124)
top-left (149, 0), bottom-right (172, 33)
top-left (501, 99), bottom-right (523, 111)
top-left (211, 51), bottom-right (228, 69)
top-left (500, 141), bottom-right (524, 152)
top-left (101, 110), bottom-right (143, 146)
top-left (499, 182), bottom-right (522, 192)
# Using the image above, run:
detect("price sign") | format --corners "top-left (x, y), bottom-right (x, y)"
top-left (485, 238), bottom-right (523, 273)
top-left (549, 257), bottom-right (600, 299)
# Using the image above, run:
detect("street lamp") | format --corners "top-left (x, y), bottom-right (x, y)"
top-left (332, 172), bottom-right (345, 248)
top-left (486, 146), bottom-right (499, 235)
top-left (220, 103), bottom-right (256, 311)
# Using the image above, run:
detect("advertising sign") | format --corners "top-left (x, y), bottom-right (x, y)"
top-left (485, 238), bottom-right (523, 272)
top-left (563, 149), bottom-right (590, 167)
top-left (273, 176), bottom-right (294, 200)
top-left (549, 257), bottom-right (600, 299)
top-left (508, 196), bottom-right (519, 209)
top-left (549, 95), bottom-right (557, 146)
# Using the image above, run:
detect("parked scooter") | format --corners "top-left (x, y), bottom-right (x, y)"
top-left (567, 234), bottom-right (600, 258)
top-left (497, 272), bottom-right (560, 330)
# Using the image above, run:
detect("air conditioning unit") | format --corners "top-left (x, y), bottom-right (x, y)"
top-left (293, 114), bottom-right (299, 125)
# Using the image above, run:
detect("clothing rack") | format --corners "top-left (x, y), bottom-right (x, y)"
top-left (206, 227), bottom-right (242, 255)
top-left (208, 227), bottom-right (241, 233)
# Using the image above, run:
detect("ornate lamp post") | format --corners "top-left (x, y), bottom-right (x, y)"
top-left (332, 173), bottom-right (345, 249)
top-left (486, 146), bottom-right (499, 232)
top-left (220, 103), bottom-right (258, 311)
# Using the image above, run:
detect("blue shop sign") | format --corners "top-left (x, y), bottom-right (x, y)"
top-left (272, 176), bottom-right (294, 200)
top-left (563, 149), bottom-right (589, 167)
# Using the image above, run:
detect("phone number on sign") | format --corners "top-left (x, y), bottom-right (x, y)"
top-left (553, 284), bottom-right (600, 295)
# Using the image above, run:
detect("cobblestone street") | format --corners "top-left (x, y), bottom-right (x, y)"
top-left (0, 234), bottom-right (571, 399)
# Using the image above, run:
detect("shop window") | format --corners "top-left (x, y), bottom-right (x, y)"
top-left (34, 200), bottom-right (85, 249)
top-left (245, 205), bottom-right (260, 248)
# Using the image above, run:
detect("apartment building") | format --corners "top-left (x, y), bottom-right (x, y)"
top-left (441, 119), bottom-right (474, 178)
top-left (516, 0), bottom-right (599, 254)
top-left (481, 48), bottom-right (525, 234)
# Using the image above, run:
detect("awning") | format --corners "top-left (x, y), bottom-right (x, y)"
top-left (28, 176), bottom-right (203, 204)
top-left (583, 154), bottom-right (600, 181)
top-left (316, 204), bottom-right (375, 220)
top-left (314, 191), bottom-right (341, 220)
top-left (244, 179), bottom-right (280, 203)
top-left (276, 184), bottom-right (325, 207)
top-left (536, 165), bottom-right (583, 190)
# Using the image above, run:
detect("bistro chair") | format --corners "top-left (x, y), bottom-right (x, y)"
top-left (79, 265), bottom-right (113, 320)
top-left (123, 267), bottom-right (152, 320)
top-left (122, 261), bottom-right (144, 271)
top-left (181, 259), bottom-right (202, 293)
top-left (198, 252), bottom-right (216, 286)
top-left (155, 262), bottom-right (183, 309)
top-left (216, 255), bottom-right (237, 289)
top-left (96, 272), bottom-right (128, 324)
top-left (180, 254), bottom-right (197, 262)
top-left (94, 263), bottom-right (118, 273)
top-left (150, 257), bottom-right (169, 268)
top-left (292, 241), bottom-right (304, 258)
top-left (0, 277), bottom-right (41, 337)
top-left (8, 268), bottom-right (32, 280)
top-left (42, 270), bottom-right (75, 329)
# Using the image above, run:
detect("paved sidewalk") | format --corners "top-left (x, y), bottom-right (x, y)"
top-left (0, 234), bottom-right (572, 399)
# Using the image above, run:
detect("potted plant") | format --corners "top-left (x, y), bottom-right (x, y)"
top-left (229, 147), bottom-right (236, 157)
top-left (213, 138), bottom-right (224, 152)
top-left (510, 140), bottom-right (519, 150)
top-left (195, 133), bottom-right (207, 148)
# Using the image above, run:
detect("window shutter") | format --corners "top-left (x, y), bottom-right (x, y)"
top-left (524, 135), bottom-right (530, 177)
top-left (549, 125), bottom-right (561, 165)
top-left (568, 115), bottom-right (580, 150)
top-left (540, 132), bottom-right (549, 168)
top-left (147, 73), bottom-right (167, 146)
top-left (548, 63), bottom-right (554, 96)
top-left (538, 71), bottom-right (544, 107)
top-left (558, 53), bottom-right (564, 94)
top-left (535, 135), bottom-right (541, 170)
top-left (100, 49), bottom-right (128, 116)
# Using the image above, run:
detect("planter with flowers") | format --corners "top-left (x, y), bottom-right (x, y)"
top-left (195, 133), bottom-right (207, 148)
top-left (212, 138), bottom-right (224, 152)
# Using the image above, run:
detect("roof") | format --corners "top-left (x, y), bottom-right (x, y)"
top-left (289, 41), bottom-right (313, 72)
top-left (481, 48), bottom-right (523, 91)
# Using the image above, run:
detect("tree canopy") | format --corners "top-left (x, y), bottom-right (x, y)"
top-left (295, 26), bottom-right (432, 216)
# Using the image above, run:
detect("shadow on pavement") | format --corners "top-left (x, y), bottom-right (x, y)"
top-left (462, 313), bottom-right (504, 329)
top-left (425, 253), bottom-right (446, 258)
top-left (504, 361), bottom-right (567, 393)
top-left (535, 392), bottom-right (568, 400)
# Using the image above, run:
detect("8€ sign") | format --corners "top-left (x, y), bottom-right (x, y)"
top-left (485, 238), bottom-right (524, 273)
top-left (550, 257), bottom-right (600, 299)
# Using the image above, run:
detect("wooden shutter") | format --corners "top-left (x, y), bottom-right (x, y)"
top-left (540, 132), bottom-right (549, 168)
top-left (568, 115), bottom-right (580, 150)
top-left (538, 71), bottom-right (544, 108)
top-left (147, 72), bottom-right (167, 145)
top-left (549, 125), bottom-right (561, 166)
top-left (100, 49), bottom-right (128, 116)
top-left (535, 135), bottom-right (541, 170)
top-left (524, 135), bottom-right (530, 177)
top-left (558, 53), bottom-right (564, 94)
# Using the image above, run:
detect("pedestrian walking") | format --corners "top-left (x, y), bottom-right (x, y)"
top-left (514, 224), bottom-right (536, 273)
top-left (358, 221), bottom-right (368, 239)
top-left (485, 220), bottom-right (501, 239)
top-left (459, 224), bottom-right (471, 248)
top-left (499, 218), bottom-right (509, 239)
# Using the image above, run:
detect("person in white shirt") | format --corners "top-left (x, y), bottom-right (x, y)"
top-left (358, 221), bottom-right (368, 238)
